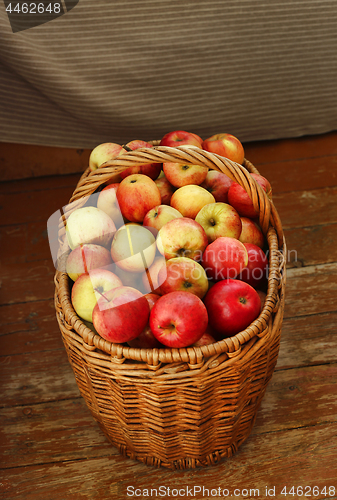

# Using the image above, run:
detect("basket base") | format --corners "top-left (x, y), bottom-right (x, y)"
top-left (98, 414), bottom-right (258, 469)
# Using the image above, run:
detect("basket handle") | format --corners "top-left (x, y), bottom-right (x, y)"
top-left (60, 145), bottom-right (284, 248)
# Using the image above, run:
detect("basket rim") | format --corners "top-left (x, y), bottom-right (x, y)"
top-left (54, 145), bottom-right (286, 368)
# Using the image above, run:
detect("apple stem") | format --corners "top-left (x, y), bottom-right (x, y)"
top-left (94, 288), bottom-right (110, 302)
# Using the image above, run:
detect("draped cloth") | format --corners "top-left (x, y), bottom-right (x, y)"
top-left (1, 0), bottom-right (337, 149)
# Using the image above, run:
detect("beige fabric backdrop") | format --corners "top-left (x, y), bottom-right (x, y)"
top-left (0, 0), bottom-right (336, 149)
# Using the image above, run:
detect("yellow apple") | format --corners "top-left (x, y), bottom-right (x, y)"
top-left (170, 185), bottom-right (215, 219)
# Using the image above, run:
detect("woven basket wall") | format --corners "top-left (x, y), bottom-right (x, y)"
top-left (54, 143), bottom-right (286, 469)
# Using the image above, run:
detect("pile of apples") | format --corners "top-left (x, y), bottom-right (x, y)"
top-left (65, 130), bottom-right (272, 349)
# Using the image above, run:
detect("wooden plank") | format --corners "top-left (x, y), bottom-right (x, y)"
top-left (0, 422), bottom-right (336, 500)
top-left (0, 259), bottom-right (56, 306)
top-left (277, 311), bottom-right (337, 370)
top-left (0, 173), bottom-right (82, 195)
top-left (0, 187), bottom-right (74, 226)
top-left (0, 348), bottom-right (79, 408)
top-left (285, 263), bottom-right (337, 319)
top-left (0, 300), bottom-right (62, 355)
top-left (0, 143), bottom-right (90, 182)
top-left (0, 221), bottom-right (50, 265)
top-left (244, 130), bottom-right (337, 165)
top-left (0, 362), bottom-right (336, 469)
top-left (285, 223), bottom-right (337, 268)
top-left (0, 399), bottom-right (114, 469)
top-left (255, 363), bottom-right (337, 433)
top-left (253, 155), bottom-right (337, 194)
top-left (274, 186), bottom-right (337, 229)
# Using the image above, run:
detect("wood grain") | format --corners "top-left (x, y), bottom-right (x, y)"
top-left (0, 423), bottom-right (336, 500)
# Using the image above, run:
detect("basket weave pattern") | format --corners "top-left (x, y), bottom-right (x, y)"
top-left (54, 144), bottom-right (286, 469)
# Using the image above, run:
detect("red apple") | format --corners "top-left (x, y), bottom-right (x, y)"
top-left (238, 243), bottom-right (268, 289)
top-left (239, 217), bottom-right (264, 248)
top-left (257, 290), bottom-right (267, 310)
top-left (204, 279), bottom-right (261, 337)
top-left (227, 173), bottom-right (272, 218)
top-left (200, 170), bottom-right (233, 203)
top-left (195, 202), bottom-right (242, 243)
top-left (149, 291), bottom-right (208, 347)
top-left (89, 142), bottom-right (126, 171)
top-left (155, 175), bottom-right (175, 205)
top-left (192, 330), bottom-right (217, 347)
top-left (170, 184), bottom-right (215, 219)
top-left (120, 140), bottom-right (162, 180)
top-left (143, 205), bottom-right (183, 234)
top-left (160, 130), bottom-right (203, 148)
top-left (158, 256), bottom-right (209, 299)
top-left (163, 162), bottom-right (208, 188)
top-left (202, 236), bottom-right (248, 280)
top-left (71, 268), bottom-right (122, 322)
top-left (202, 133), bottom-right (245, 164)
top-left (116, 174), bottom-right (161, 223)
top-left (157, 217), bottom-right (208, 262)
top-left (92, 286), bottom-right (150, 343)
top-left (144, 293), bottom-right (161, 310)
top-left (127, 325), bottom-right (163, 348)
top-left (66, 243), bottom-right (113, 281)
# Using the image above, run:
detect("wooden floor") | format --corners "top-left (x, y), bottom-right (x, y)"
top-left (1, 132), bottom-right (337, 499)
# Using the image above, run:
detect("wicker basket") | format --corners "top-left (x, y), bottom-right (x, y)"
top-left (54, 143), bottom-right (286, 469)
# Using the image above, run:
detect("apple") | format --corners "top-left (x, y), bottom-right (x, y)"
top-left (192, 330), bottom-right (217, 347)
top-left (149, 291), bottom-right (208, 348)
top-left (127, 325), bottom-right (163, 348)
top-left (163, 162), bottom-right (208, 188)
top-left (144, 293), bottom-right (161, 310)
top-left (227, 173), bottom-right (272, 218)
top-left (202, 133), bottom-right (245, 164)
top-left (170, 185), bottom-right (215, 219)
top-left (143, 205), bottom-right (183, 234)
top-left (257, 290), bottom-right (267, 310)
top-left (92, 286), bottom-right (150, 343)
top-left (120, 140), bottom-right (162, 180)
top-left (89, 142), bottom-right (126, 171)
top-left (195, 202), bottom-right (242, 243)
top-left (97, 183), bottom-right (125, 228)
top-left (111, 223), bottom-right (157, 273)
top-left (238, 243), bottom-right (269, 289)
top-left (160, 130), bottom-right (203, 148)
top-left (142, 256), bottom-right (167, 294)
top-left (239, 217), bottom-right (264, 248)
top-left (200, 170), bottom-right (233, 203)
top-left (202, 236), bottom-right (248, 280)
top-left (155, 175), bottom-right (175, 205)
top-left (116, 173), bottom-right (161, 223)
top-left (157, 217), bottom-right (208, 262)
top-left (71, 268), bottom-right (122, 322)
top-left (112, 265), bottom-right (145, 291)
top-left (252, 173), bottom-right (272, 199)
top-left (158, 256), bottom-right (209, 299)
top-left (66, 206), bottom-right (116, 250)
top-left (66, 243), bottom-right (113, 281)
top-left (204, 279), bottom-right (261, 337)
